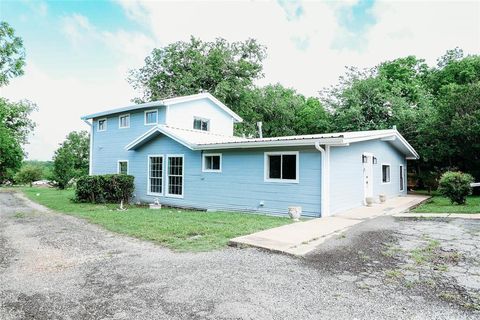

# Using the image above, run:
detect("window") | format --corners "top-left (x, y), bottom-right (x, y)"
top-left (148, 156), bottom-right (163, 195)
top-left (264, 152), bottom-right (299, 183)
top-left (144, 110), bottom-right (158, 125)
top-left (203, 153), bottom-right (222, 172)
top-left (166, 155), bottom-right (184, 197)
top-left (119, 114), bottom-right (130, 128)
top-left (399, 165), bottom-right (404, 191)
top-left (118, 160), bottom-right (128, 174)
top-left (382, 164), bottom-right (391, 183)
top-left (193, 117), bottom-right (209, 131)
top-left (98, 118), bottom-right (107, 132)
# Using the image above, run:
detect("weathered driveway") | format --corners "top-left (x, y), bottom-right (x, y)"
top-left (0, 191), bottom-right (479, 319)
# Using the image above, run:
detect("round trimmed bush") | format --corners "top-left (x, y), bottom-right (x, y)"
top-left (438, 171), bottom-right (474, 205)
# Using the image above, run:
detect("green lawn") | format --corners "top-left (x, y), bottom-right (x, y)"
top-left (20, 187), bottom-right (291, 251)
top-left (413, 193), bottom-right (480, 214)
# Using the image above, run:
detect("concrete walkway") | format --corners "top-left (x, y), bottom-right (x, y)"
top-left (230, 195), bottom-right (430, 256)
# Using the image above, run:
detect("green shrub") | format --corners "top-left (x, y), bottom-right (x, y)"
top-left (75, 174), bottom-right (134, 204)
top-left (14, 165), bottom-right (43, 187)
top-left (438, 171), bottom-right (474, 205)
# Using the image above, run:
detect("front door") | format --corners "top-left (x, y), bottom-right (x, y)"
top-left (363, 153), bottom-right (373, 204)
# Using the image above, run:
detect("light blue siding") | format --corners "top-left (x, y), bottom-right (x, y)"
top-left (329, 139), bottom-right (407, 214)
top-left (93, 127), bottom-right (322, 217)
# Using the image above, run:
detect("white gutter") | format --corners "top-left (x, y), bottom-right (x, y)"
top-left (315, 141), bottom-right (329, 217)
top-left (83, 119), bottom-right (93, 175)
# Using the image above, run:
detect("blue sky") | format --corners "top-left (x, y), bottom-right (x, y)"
top-left (1, 0), bottom-right (479, 160)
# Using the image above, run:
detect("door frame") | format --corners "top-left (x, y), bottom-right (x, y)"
top-left (363, 152), bottom-right (374, 204)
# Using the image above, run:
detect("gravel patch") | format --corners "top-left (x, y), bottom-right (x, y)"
top-left (0, 191), bottom-right (478, 319)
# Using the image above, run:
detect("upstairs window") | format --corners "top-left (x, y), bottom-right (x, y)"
top-left (119, 114), bottom-right (130, 128)
top-left (203, 154), bottom-right (222, 172)
top-left (193, 117), bottom-right (209, 131)
top-left (118, 160), bottom-right (128, 174)
top-left (382, 164), bottom-right (391, 183)
top-left (264, 152), bottom-right (299, 183)
top-left (98, 118), bottom-right (107, 132)
top-left (145, 110), bottom-right (158, 125)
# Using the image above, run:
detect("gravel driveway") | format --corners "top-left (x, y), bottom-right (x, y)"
top-left (0, 191), bottom-right (479, 319)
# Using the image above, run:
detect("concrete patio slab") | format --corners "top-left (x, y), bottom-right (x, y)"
top-left (229, 194), bottom-right (430, 256)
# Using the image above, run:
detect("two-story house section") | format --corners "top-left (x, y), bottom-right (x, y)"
top-left (81, 92), bottom-right (419, 218)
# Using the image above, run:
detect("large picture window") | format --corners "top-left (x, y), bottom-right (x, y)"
top-left (167, 155), bottom-right (184, 197)
top-left (148, 156), bottom-right (163, 195)
top-left (382, 164), bottom-right (391, 183)
top-left (264, 152), bottom-right (299, 183)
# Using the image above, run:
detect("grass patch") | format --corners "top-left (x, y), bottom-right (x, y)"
top-left (413, 195), bottom-right (480, 214)
top-left (20, 187), bottom-right (292, 252)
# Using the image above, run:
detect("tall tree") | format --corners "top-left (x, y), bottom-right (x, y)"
top-left (52, 131), bottom-right (89, 189)
top-left (0, 21), bottom-right (25, 87)
top-left (129, 37), bottom-right (266, 111)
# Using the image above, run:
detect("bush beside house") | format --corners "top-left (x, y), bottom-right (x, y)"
top-left (438, 171), bottom-right (474, 205)
top-left (75, 174), bottom-right (134, 204)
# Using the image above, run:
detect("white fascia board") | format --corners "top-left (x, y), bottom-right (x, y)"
top-left (345, 131), bottom-right (419, 159)
top-left (81, 101), bottom-right (164, 120)
top-left (194, 137), bottom-right (345, 150)
top-left (125, 125), bottom-right (195, 151)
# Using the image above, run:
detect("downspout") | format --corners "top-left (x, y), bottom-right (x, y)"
top-left (83, 119), bottom-right (93, 175)
top-left (315, 142), bottom-right (330, 217)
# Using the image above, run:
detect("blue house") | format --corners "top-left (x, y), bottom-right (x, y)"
top-left (81, 93), bottom-right (419, 217)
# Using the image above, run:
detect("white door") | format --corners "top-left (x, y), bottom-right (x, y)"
top-left (363, 153), bottom-right (373, 204)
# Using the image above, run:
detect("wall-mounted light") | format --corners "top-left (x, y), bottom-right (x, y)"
top-left (362, 155), bottom-right (368, 163)
top-left (373, 157), bottom-right (378, 164)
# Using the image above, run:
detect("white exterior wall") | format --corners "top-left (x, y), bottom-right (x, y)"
top-left (166, 98), bottom-right (234, 136)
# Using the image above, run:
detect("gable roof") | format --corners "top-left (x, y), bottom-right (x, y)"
top-left (125, 125), bottom-right (419, 159)
top-left (80, 92), bottom-right (243, 122)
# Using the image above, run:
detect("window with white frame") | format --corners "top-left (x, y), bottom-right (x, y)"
top-left (265, 152), bottom-right (299, 182)
top-left (399, 165), bottom-right (404, 191)
top-left (203, 154), bottom-right (221, 172)
top-left (167, 155), bottom-right (184, 197)
top-left (148, 156), bottom-right (163, 195)
top-left (193, 117), bottom-right (209, 131)
top-left (119, 114), bottom-right (130, 128)
top-left (382, 164), bottom-right (391, 183)
top-left (98, 118), bottom-right (107, 131)
top-left (118, 161), bottom-right (128, 174)
top-left (144, 110), bottom-right (158, 125)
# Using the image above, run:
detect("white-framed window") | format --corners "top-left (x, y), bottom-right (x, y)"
top-left (148, 155), bottom-right (164, 195)
top-left (193, 117), bottom-right (209, 131)
top-left (264, 151), bottom-right (299, 183)
top-left (144, 109), bottom-right (158, 125)
top-left (97, 118), bottom-right (107, 132)
top-left (202, 153), bottom-right (222, 172)
top-left (118, 160), bottom-right (128, 174)
top-left (166, 154), bottom-right (184, 198)
top-left (119, 114), bottom-right (130, 129)
top-left (382, 164), bottom-right (391, 183)
top-left (399, 165), bottom-right (404, 191)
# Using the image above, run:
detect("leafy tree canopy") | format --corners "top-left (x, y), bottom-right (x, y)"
top-left (52, 131), bottom-right (89, 189)
top-left (0, 21), bottom-right (25, 87)
top-left (129, 36), bottom-right (267, 109)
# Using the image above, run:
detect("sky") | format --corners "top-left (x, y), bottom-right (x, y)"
top-left (1, 0), bottom-right (479, 161)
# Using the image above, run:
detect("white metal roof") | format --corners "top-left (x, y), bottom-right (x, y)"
top-left (81, 92), bottom-right (243, 122)
top-left (125, 125), bottom-right (419, 159)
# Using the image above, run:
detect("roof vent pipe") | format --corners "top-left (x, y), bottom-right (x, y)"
top-left (392, 125), bottom-right (397, 130)
top-left (257, 121), bottom-right (263, 138)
